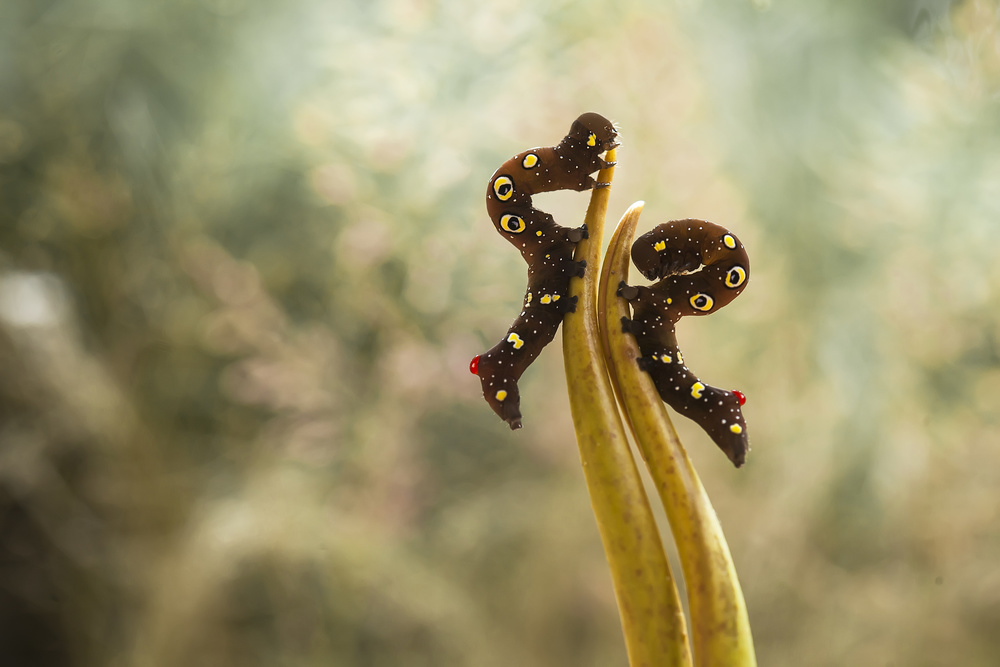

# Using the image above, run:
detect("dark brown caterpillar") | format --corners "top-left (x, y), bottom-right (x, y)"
top-left (470, 112), bottom-right (618, 429)
top-left (618, 220), bottom-right (751, 467)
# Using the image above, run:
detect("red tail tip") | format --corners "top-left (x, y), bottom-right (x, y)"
top-left (733, 389), bottom-right (746, 406)
top-left (469, 355), bottom-right (480, 375)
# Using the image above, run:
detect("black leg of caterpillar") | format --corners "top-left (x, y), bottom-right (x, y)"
top-left (636, 355), bottom-right (656, 372)
top-left (620, 316), bottom-right (633, 334)
top-left (573, 260), bottom-right (587, 278)
top-left (617, 281), bottom-right (639, 301)
top-left (557, 294), bottom-right (579, 314)
top-left (599, 158), bottom-right (617, 168)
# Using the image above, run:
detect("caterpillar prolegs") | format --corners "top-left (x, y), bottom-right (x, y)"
top-left (470, 113), bottom-right (618, 429)
top-left (619, 220), bottom-right (751, 467)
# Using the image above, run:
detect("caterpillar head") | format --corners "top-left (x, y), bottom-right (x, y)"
top-left (632, 240), bottom-right (671, 281)
top-left (631, 223), bottom-right (701, 281)
top-left (568, 112), bottom-right (619, 152)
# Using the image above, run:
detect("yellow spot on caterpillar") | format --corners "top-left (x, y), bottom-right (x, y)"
top-left (506, 333), bottom-right (524, 349)
top-left (540, 294), bottom-right (552, 304)
top-left (691, 382), bottom-right (705, 399)
top-left (653, 240), bottom-right (666, 252)
top-left (493, 176), bottom-right (514, 201)
top-left (522, 153), bottom-right (539, 169)
top-left (730, 424), bottom-right (743, 434)
top-left (552, 295), bottom-right (560, 301)
top-left (676, 351), bottom-right (684, 363)
top-left (536, 230), bottom-right (542, 236)
top-left (661, 353), bottom-right (672, 363)
top-left (500, 213), bottom-right (526, 234)
top-left (723, 234), bottom-right (737, 249)
top-left (526, 292), bottom-right (532, 304)
top-left (587, 132), bottom-right (597, 147)
top-left (725, 266), bottom-right (747, 288)
top-left (495, 390), bottom-right (508, 401)
top-left (667, 298), bottom-right (672, 304)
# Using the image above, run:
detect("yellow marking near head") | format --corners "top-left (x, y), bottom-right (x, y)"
top-left (723, 234), bottom-right (737, 249)
top-left (552, 294), bottom-right (560, 301)
top-left (691, 382), bottom-right (705, 399)
top-left (730, 424), bottom-right (743, 434)
top-left (653, 240), bottom-right (666, 252)
top-left (661, 353), bottom-right (672, 363)
top-left (522, 153), bottom-right (539, 169)
top-left (495, 390), bottom-right (508, 401)
top-left (493, 176), bottom-right (514, 201)
top-left (540, 294), bottom-right (552, 304)
top-left (506, 333), bottom-right (525, 349)
top-left (587, 132), bottom-right (597, 147)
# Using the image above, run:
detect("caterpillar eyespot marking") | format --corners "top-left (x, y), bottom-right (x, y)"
top-left (493, 175), bottom-right (515, 201)
top-left (500, 213), bottom-right (526, 234)
top-left (690, 293), bottom-right (714, 311)
top-left (622, 219), bottom-right (752, 467)
top-left (474, 112), bottom-right (618, 430)
top-left (725, 266), bottom-right (747, 288)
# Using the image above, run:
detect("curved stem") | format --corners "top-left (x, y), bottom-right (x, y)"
top-left (562, 153), bottom-right (691, 667)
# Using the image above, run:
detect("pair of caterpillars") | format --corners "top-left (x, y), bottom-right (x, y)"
top-left (470, 113), bottom-right (751, 466)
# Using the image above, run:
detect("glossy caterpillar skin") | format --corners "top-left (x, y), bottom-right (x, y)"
top-left (471, 112), bottom-right (619, 429)
top-left (619, 220), bottom-right (751, 467)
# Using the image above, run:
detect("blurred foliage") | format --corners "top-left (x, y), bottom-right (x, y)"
top-left (1, 0), bottom-right (999, 665)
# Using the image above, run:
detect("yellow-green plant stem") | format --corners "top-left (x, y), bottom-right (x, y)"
top-left (599, 202), bottom-right (757, 667)
top-left (562, 152), bottom-right (691, 667)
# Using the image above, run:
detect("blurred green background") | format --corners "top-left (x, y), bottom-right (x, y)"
top-left (2, 0), bottom-right (999, 665)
